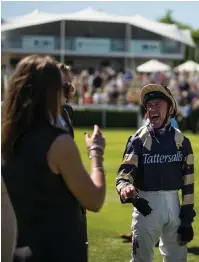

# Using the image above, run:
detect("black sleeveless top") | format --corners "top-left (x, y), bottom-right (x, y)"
top-left (2, 123), bottom-right (87, 262)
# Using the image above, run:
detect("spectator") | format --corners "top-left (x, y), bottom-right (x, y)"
top-left (93, 88), bottom-right (107, 104)
top-left (93, 71), bottom-right (103, 90)
top-left (2, 55), bottom-right (106, 262)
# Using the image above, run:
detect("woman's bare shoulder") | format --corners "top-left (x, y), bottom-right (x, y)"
top-left (47, 133), bottom-right (80, 174)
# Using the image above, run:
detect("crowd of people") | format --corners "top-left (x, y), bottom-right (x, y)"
top-left (66, 68), bottom-right (199, 107)
top-left (3, 64), bottom-right (199, 106)
top-left (66, 67), bottom-right (199, 132)
top-left (2, 64), bottom-right (199, 132)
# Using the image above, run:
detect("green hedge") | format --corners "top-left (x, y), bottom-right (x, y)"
top-left (73, 110), bottom-right (138, 128)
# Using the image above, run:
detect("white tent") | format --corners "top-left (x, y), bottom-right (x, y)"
top-left (174, 60), bottom-right (199, 72)
top-left (136, 59), bottom-right (171, 73)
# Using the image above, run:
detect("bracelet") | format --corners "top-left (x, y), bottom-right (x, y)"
top-left (88, 144), bottom-right (104, 159)
top-left (89, 153), bottom-right (104, 160)
top-left (88, 144), bottom-right (104, 153)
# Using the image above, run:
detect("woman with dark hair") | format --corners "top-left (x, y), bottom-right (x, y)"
top-left (2, 55), bottom-right (106, 262)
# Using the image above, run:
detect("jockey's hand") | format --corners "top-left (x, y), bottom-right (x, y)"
top-left (120, 185), bottom-right (137, 201)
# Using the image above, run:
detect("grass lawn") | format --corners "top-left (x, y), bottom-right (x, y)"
top-left (75, 128), bottom-right (199, 262)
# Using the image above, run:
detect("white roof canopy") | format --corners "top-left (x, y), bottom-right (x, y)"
top-left (58, 7), bottom-right (122, 23)
top-left (174, 60), bottom-right (199, 72)
top-left (136, 59), bottom-right (171, 73)
top-left (1, 7), bottom-right (195, 47)
top-left (1, 9), bottom-right (60, 31)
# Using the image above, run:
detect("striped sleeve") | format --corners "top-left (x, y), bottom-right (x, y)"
top-left (116, 135), bottom-right (141, 194)
top-left (180, 137), bottom-right (196, 226)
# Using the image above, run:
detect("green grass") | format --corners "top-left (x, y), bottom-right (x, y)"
top-left (75, 128), bottom-right (199, 262)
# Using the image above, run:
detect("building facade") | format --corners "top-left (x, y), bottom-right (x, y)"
top-left (1, 7), bottom-right (195, 72)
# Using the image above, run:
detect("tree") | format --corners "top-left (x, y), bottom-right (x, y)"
top-left (159, 9), bottom-right (174, 24)
top-left (158, 9), bottom-right (192, 29)
top-left (158, 10), bottom-right (199, 62)
top-left (192, 29), bottom-right (199, 42)
top-left (192, 29), bottom-right (199, 62)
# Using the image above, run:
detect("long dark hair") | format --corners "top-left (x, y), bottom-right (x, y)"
top-left (2, 55), bottom-right (62, 161)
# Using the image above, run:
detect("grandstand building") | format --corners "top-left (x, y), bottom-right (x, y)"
top-left (1, 7), bottom-right (195, 71)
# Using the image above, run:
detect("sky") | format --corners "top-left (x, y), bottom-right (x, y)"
top-left (1, 1), bottom-right (199, 29)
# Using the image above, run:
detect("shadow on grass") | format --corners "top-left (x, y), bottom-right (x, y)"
top-left (120, 239), bottom-right (199, 255)
top-left (188, 246), bottom-right (199, 255)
